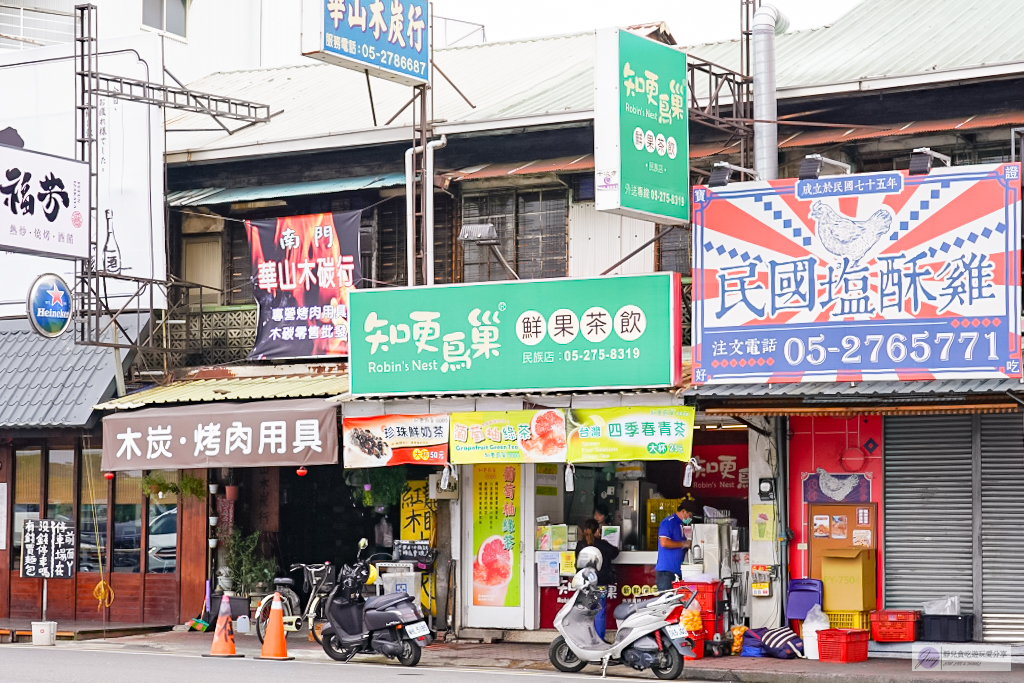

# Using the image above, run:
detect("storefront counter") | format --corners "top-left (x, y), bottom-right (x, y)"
top-left (539, 551), bottom-right (660, 629)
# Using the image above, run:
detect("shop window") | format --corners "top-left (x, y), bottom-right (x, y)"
top-left (143, 0), bottom-right (187, 37)
top-left (46, 447), bottom-right (75, 521)
top-left (113, 471), bottom-right (143, 573)
top-left (11, 448), bottom-right (41, 568)
top-left (517, 190), bottom-right (568, 280)
top-left (79, 449), bottom-right (108, 573)
top-left (146, 471), bottom-right (178, 574)
top-left (657, 224), bottom-right (691, 276)
top-left (462, 189), bottom-right (567, 282)
top-left (225, 222), bottom-right (253, 305)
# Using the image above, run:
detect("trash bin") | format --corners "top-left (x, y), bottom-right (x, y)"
top-left (31, 621), bottom-right (57, 646)
top-left (380, 572), bottom-right (421, 607)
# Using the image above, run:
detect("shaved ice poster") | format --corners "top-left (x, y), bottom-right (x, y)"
top-left (450, 410), bottom-right (567, 464)
top-left (567, 406), bottom-right (695, 463)
top-left (691, 162), bottom-right (1022, 384)
top-left (472, 464), bottom-right (521, 607)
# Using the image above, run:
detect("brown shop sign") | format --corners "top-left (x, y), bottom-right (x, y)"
top-left (101, 398), bottom-right (338, 471)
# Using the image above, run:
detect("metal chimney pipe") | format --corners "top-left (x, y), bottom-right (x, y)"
top-left (405, 142), bottom-right (425, 286)
top-left (752, 4), bottom-right (789, 180)
top-left (424, 135), bottom-right (448, 286)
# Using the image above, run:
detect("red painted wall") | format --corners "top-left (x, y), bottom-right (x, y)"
top-left (787, 416), bottom-right (885, 609)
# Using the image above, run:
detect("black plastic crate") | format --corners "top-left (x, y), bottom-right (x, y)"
top-left (921, 615), bottom-right (973, 642)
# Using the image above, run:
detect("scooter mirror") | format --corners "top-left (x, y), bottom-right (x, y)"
top-left (358, 538), bottom-right (368, 550)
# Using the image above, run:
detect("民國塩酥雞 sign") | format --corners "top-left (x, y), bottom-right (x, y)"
top-left (594, 28), bottom-right (689, 225)
top-left (301, 0), bottom-right (429, 86)
top-left (348, 273), bottom-right (683, 396)
top-left (691, 162), bottom-right (1022, 384)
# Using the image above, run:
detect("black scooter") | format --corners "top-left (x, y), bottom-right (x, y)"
top-left (320, 538), bottom-right (433, 666)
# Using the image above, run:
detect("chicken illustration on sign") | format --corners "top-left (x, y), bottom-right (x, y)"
top-left (692, 162), bottom-right (1022, 384)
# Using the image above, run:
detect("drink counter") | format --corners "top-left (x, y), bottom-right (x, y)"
top-left (539, 552), bottom-right (659, 629)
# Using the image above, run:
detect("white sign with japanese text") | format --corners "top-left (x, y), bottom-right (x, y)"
top-left (1, 145), bottom-right (88, 259)
top-left (101, 398), bottom-right (339, 471)
top-left (0, 34), bottom-right (166, 317)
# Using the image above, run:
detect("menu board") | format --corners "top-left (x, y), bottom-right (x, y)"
top-left (20, 519), bottom-right (75, 579)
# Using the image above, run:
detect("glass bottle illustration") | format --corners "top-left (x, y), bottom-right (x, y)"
top-left (102, 208), bottom-right (121, 273)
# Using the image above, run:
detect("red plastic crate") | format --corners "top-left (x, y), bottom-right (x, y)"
top-left (702, 615), bottom-right (723, 637)
top-left (675, 581), bottom-right (720, 613)
top-left (870, 610), bottom-right (920, 642)
top-left (817, 629), bottom-right (870, 663)
top-left (685, 631), bottom-right (705, 660)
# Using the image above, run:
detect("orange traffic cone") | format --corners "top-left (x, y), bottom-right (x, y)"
top-left (256, 591), bottom-right (294, 661)
top-left (203, 594), bottom-right (244, 658)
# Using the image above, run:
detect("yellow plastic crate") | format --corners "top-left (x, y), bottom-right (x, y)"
top-left (646, 498), bottom-right (684, 550)
top-left (824, 610), bottom-right (870, 630)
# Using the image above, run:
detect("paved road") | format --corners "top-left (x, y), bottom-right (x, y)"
top-left (0, 645), bottom-right (720, 683)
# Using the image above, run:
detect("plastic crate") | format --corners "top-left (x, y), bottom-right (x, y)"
top-left (702, 615), bottom-right (723, 637)
top-left (824, 610), bottom-right (870, 630)
top-left (676, 581), bottom-right (721, 614)
top-left (870, 610), bottom-right (920, 642)
top-left (817, 629), bottom-right (870, 663)
top-left (921, 615), bottom-right (973, 642)
top-left (685, 630), bottom-right (705, 660)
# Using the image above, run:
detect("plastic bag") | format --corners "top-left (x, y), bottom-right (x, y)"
top-left (731, 625), bottom-right (748, 655)
top-left (802, 604), bottom-right (830, 660)
top-left (923, 595), bottom-right (960, 615)
top-left (682, 598), bottom-right (704, 632)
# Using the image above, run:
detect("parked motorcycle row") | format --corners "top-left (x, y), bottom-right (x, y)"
top-left (277, 542), bottom-right (694, 675)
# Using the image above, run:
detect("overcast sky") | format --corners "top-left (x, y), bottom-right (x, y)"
top-left (432, 0), bottom-right (866, 47)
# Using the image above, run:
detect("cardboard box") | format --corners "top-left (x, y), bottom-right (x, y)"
top-left (821, 549), bottom-right (876, 611)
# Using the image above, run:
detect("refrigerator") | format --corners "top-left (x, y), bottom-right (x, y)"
top-left (617, 480), bottom-right (657, 550)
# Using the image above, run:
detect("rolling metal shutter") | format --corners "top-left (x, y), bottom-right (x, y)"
top-left (980, 413), bottom-right (1024, 642)
top-left (883, 415), bottom-right (974, 612)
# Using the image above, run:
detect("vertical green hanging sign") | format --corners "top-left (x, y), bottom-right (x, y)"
top-left (594, 28), bottom-right (690, 225)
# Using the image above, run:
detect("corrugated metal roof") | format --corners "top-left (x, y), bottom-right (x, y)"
top-left (448, 155), bottom-right (594, 181)
top-left (167, 172), bottom-right (406, 207)
top-left (166, 0), bottom-right (1024, 163)
top-left (685, 378), bottom-right (1024, 398)
top-left (94, 374), bottom-right (350, 410)
top-left (687, 0), bottom-right (1024, 97)
top-left (0, 318), bottom-right (137, 428)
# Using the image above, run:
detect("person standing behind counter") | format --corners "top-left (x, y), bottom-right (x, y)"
top-left (654, 503), bottom-right (693, 591)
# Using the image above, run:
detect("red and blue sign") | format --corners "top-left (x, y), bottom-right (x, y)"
top-left (692, 162), bottom-right (1022, 384)
top-left (27, 272), bottom-right (73, 338)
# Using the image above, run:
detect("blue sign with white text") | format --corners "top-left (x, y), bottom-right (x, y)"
top-left (27, 273), bottom-right (73, 338)
top-left (319, 0), bottom-right (429, 85)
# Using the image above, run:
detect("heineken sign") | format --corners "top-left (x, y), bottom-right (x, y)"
top-left (594, 28), bottom-right (690, 225)
top-left (349, 274), bottom-right (683, 396)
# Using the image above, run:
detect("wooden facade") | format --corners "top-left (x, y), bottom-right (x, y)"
top-left (0, 439), bottom-right (206, 624)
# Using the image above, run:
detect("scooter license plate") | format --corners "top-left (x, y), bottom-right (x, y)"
top-left (406, 621), bottom-right (430, 638)
top-left (664, 624), bottom-right (687, 639)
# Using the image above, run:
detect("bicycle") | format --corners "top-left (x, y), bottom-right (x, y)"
top-left (255, 562), bottom-right (334, 644)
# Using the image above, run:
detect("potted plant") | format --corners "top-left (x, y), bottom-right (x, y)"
top-left (224, 528), bottom-right (278, 616)
top-left (140, 472), bottom-right (208, 501)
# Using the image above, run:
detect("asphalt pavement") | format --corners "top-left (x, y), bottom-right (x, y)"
top-left (0, 645), bottom-right (715, 683)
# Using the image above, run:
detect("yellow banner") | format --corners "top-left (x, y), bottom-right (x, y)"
top-left (566, 406), bottom-right (695, 463)
top-left (450, 410), bottom-right (567, 464)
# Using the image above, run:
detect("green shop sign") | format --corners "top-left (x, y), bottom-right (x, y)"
top-left (594, 27), bottom-right (690, 225)
top-left (349, 273), bottom-right (683, 396)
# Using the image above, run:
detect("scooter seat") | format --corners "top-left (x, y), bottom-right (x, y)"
top-left (273, 577), bottom-right (295, 587)
top-left (613, 597), bottom-right (657, 620)
top-left (365, 592), bottom-right (413, 611)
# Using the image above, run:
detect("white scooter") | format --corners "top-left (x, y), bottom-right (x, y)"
top-left (549, 547), bottom-right (697, 679)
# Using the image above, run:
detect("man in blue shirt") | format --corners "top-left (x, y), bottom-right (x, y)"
top-left (655, 503), bottom-right (693, 591)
